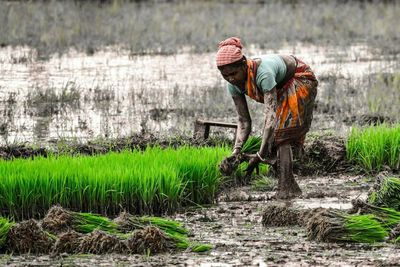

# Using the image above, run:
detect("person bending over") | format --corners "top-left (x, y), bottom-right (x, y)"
top-left (217, 37), bottom-right (318, 199)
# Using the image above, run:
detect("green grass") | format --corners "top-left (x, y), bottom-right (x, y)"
top-left (0, 146), bottom-right (229, 219)
top-left (346, 123), bottom-right (400, 171)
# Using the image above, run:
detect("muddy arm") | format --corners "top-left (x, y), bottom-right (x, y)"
top-left (258, 88), bottom-right (277, 159)
top-left (232, 94), bottom-right (251, 154)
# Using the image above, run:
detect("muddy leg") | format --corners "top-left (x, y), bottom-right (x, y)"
top-left (275, 143), bottom-right (302, 199)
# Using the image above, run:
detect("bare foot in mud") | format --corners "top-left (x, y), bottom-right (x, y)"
top-left (274, 183), bottom-right (302, 199)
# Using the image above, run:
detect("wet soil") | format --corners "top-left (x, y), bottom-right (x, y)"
top-left (2, 174), bottom-right (399, 266)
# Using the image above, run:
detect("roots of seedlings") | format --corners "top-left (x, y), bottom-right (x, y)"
top-left (53, 230), bottom-right (84, 254)
top-left (298, 208), bottom-right (327, 227)
top-left (262, 205), bottom-right (300, 227)
top-left (389, 223), bottom-right (400, 241)
top-left (306, 209), bottom-right (343, 242)
top-left (114, 212), bottom-right (135, 233)
top-left (7, 219), bottom-right (54, 254)
top-left (41, 205), bottom-right (73, 234)
top-left (78, 230), bottom-right (127, 254)
top-left (127, 226), bottom-right (174, 254)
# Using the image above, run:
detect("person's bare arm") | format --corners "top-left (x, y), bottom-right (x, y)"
top-left (257, 87), bottom-right (277, 159)
top-left (232, 94), bottom-right (251, 154)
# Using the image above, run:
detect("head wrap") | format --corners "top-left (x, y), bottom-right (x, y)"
top-left (216, 37), bottom-right (244, 67)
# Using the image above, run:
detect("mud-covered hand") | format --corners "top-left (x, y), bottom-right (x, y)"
top-left (219, 154), bottom-right (242, 176)
top-left (244, 154), bottom-right (261, 177)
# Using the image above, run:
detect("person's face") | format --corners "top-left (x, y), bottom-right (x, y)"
top-left (219, 64), bottom-right (246, 88)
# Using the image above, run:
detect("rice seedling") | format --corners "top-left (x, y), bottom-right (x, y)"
top-left (241, 136), bottom-right (262, 154)
top-left (307, 210), bottom-right (388, 243)
top-left (0, 146), bottom-right (229, 219)
top-left (346, 123), bottom-right (400, 171)
top-left (0, 217), bottom-right (14, 249)
top-left (251, 175), bottom-right (276, 192)
top-left (367, 177), bottom-right (400, 211)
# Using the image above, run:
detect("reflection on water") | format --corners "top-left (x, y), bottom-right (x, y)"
top-left (0, 44), bottom-right (399, 144)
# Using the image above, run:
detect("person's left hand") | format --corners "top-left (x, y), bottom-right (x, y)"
top-left (244, 154), bottom-right (261, 176)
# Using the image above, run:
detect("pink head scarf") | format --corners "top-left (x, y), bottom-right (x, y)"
top-left (216, 37), bottom-right (244, 67)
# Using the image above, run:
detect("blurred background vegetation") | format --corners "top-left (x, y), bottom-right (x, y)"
top-left (1, 0), bottom-right (399, 57)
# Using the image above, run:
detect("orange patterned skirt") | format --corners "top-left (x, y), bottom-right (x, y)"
top-left (274, 57), bottom-right (318, 146)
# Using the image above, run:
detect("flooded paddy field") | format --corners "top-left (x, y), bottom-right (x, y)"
top-left (0, 44), bottom-right (399, 145)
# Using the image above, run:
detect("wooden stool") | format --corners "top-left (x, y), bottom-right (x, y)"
top-left (194, 119), bottom-right (237, 140)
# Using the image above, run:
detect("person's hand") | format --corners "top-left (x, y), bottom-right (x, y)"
top-left (244, 153), bottom-right (261, 177)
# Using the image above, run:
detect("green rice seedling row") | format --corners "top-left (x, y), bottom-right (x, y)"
top-left (0, 146), bottom-right (230, 219)
top-left (346, 123), bottom-right (400, 171)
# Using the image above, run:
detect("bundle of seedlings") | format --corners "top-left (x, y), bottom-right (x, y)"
top-left (78, 230), bottom-right (127, 254)
top-left (262, 204), bottom-right (300, 227)
top-left (307, 210), bottom-right (388, 243)
top-left (41, 206), bottom-right (118, 234)
top-left (52, 230), bottom-right (84, 254)
top-left (367, 177), bottom-right (400, 211)
top-left (127, 226), bottom-right (175, 254)
top-left (114, 212), bottom-right (187, 236)
top-left (350, 199), bottom-right (400, 228)
top-left (7, 219), bottom-right (56, 254)
top-left (219, 136), bottom-right (262, 176)
top-left (0, 217), bottom-right (15, 250)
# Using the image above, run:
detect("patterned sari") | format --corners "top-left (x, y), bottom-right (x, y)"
top-left (245, 57), bottom-right (318, 147)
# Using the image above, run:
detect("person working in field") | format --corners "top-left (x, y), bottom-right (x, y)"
top-left (217, 37), bottom-right (318, 199)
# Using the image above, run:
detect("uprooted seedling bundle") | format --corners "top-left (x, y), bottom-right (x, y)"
top-left (219, 136), bottom-right (262, 177)
top-left (306, 209), bottom-right (388, 243)
top-left (303, 176), bottom-right (400, 245)
top-left (367, 177), bottom-right (400, 211)
top-left (0, 206), bottom-right (212, 255)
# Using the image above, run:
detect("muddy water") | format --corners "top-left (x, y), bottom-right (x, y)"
top-left (0, 44), bottom-right (399, 144)
top-left (2, 174), bottom-right (399, 266)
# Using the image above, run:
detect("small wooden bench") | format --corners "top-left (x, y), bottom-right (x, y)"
top-left (194, 119), bottom-right (237, 139)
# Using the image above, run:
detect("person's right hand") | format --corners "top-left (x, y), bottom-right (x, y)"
top-left (219, 155), bottom-right (235, 175)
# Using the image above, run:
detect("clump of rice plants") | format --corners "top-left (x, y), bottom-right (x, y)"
top-left (346, 123), bottom-right (400, 171)
top-left (307, 210), bottom-right (388, 243)
top-left (0, 146), bottom-right (229, 219)
top-left (367, 177), bottom-right (400, 211)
